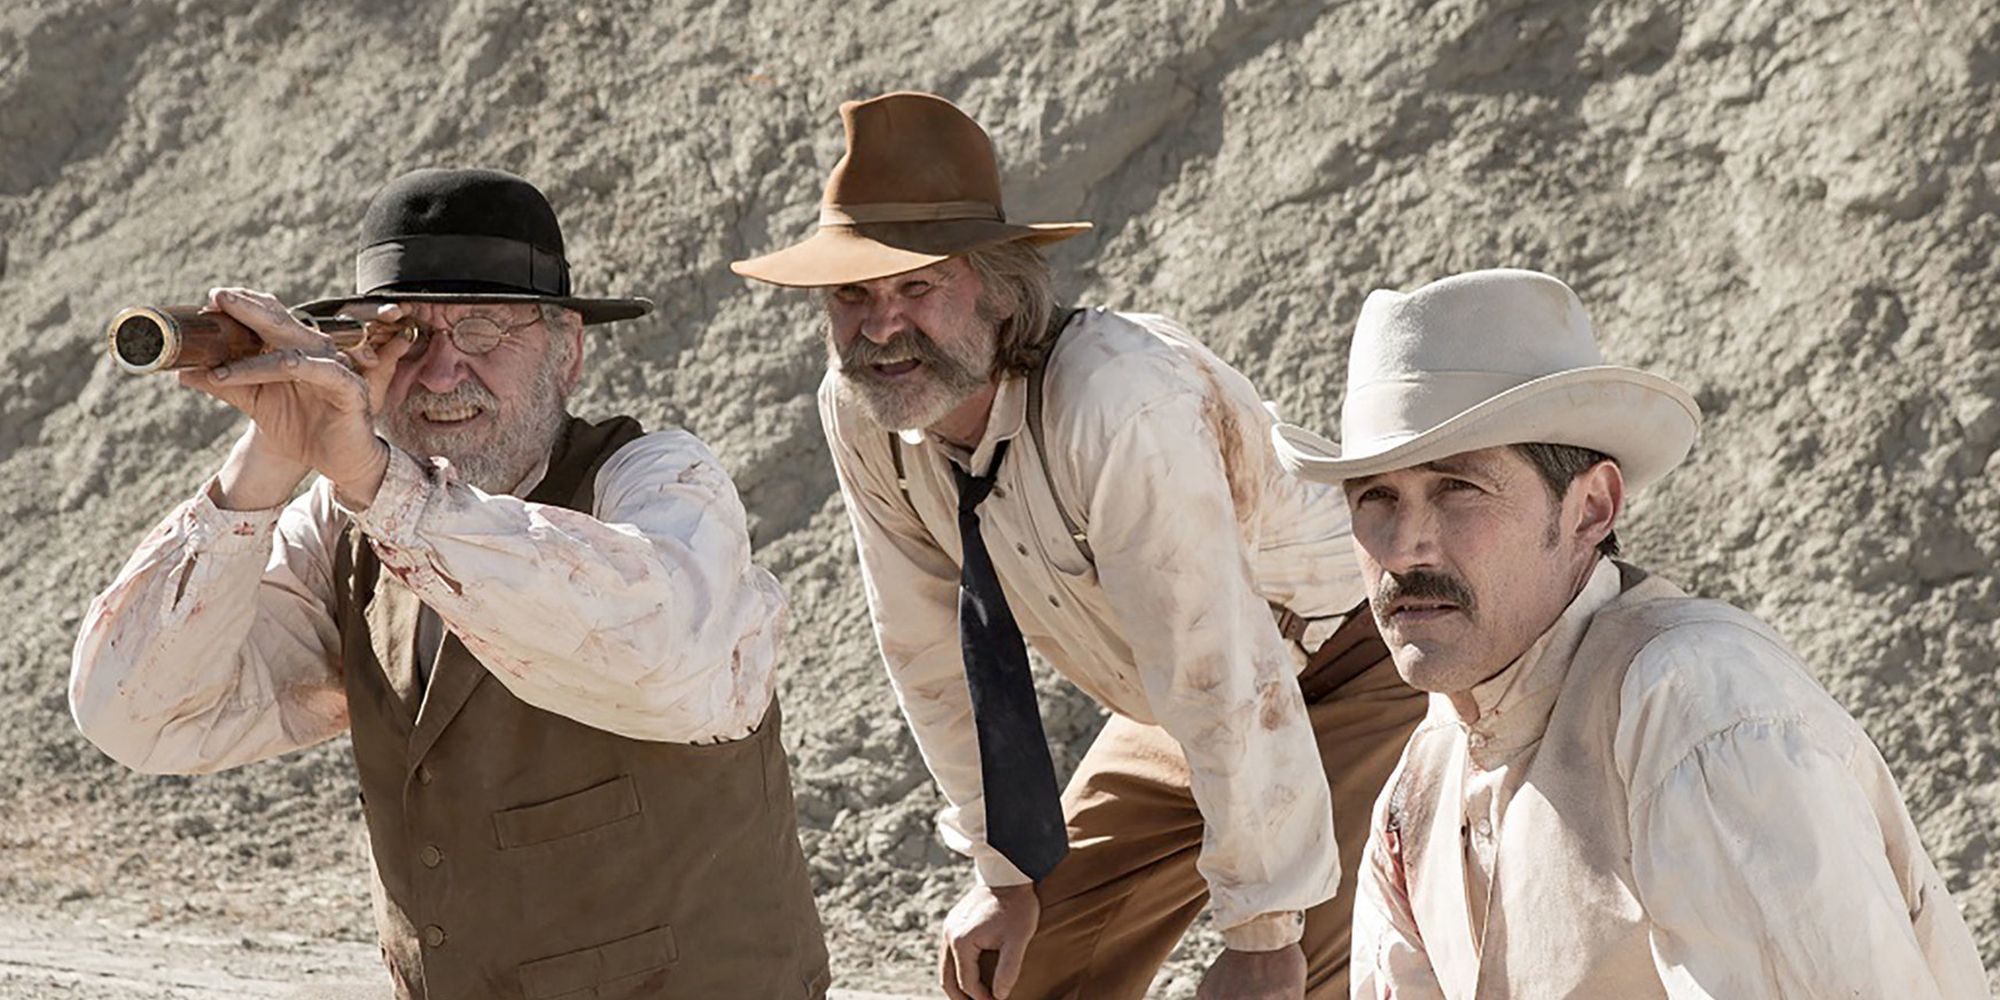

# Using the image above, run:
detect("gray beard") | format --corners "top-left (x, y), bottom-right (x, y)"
top-left (381, 359), bottom-right (569, 494)
top-left (832, 370), bottom-right (973, 433)
top-left (432, 404), bottom-right (566, 492)
top-left (828, 328), bottom-right (992, 432)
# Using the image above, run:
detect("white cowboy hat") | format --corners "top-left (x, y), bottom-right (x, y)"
top-left (1271, 268), bottom-right (1701, 492)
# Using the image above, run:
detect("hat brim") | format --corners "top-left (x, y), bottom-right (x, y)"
top-left (730, 219), bottom-right (1091, 287)
top-left (295, 293), bottom-right (653, 326)
top-left (1272, 367), bottom-right (1701, 494)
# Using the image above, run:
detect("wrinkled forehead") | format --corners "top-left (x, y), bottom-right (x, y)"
top-left (393, 300), bottom-right (547, 325)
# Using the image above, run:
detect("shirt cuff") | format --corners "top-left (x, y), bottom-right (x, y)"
top-left (343, 446), bottom-right (434, 548)
top-left (973, 851), bottom-right (1034, 888)
top-left (188, 478), bottom-right (283, 555)
top-left (1220, 910), bottom-right (1305, 951)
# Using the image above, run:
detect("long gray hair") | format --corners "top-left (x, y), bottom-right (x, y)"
top-left (964, 240), bottom-right (1062, 377)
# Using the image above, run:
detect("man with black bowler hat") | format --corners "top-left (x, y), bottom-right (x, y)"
top-left (71, 167), bottom-right (830, 999)
top-left (735, 93), bottom-right (1429, 1000)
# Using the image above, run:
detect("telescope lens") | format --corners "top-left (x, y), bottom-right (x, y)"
top-left (114, 315), bottom-right (167, 368)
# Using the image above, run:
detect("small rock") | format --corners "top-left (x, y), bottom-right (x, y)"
top-left (1950, 392), bottom-right (2000, 449)
top-left (170, 813), bottom-right (214, 839)
top-left (1825, 160), bottom-right (1945, 221)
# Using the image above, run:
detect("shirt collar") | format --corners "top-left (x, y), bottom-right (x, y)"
top-left (1461, 557), bottom-right (1623, 754)
top-left (509, 456), bottom-right (551, 498)
top-left (899, 373), bottom-right (1029, 475)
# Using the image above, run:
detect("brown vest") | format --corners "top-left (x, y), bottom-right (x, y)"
top-left (333, 415), bottom-right (829, 1000)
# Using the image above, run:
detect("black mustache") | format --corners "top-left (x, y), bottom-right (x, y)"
top-left (1373, 569), bottom-right (1477, 614)
top-left (839, 329), bottom-right (950, 372)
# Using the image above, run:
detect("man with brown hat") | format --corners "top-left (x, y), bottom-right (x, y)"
top-left (1271, 268), bottom-right (1986, 997)
top-left (71, 167), bottom-right (829, 999)
top-left (733, 93), bottom-right (1427, 1000)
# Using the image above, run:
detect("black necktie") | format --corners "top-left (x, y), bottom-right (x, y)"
top-left (952, 439), bottom-right (1069, 881)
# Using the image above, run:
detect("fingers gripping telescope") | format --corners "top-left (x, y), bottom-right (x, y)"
top-left (107, 306), bottom-right (380, 375)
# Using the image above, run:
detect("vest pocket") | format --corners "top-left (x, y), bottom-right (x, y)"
top-left (492, 774), bottom-right (641, 850)
top-left (517, 925), bottom-right (677, 999)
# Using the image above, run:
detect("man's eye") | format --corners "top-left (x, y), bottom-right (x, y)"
top-left (832, 286), bottom-right (866, 304)
top-left (1352, 487), bottom-right (1393, 505)
top-left (901, 281), bottom-right (933, 297)
top-left (1442, 478), bottom-right (1481, 492)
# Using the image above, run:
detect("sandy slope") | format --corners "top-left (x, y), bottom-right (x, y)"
top-left (2, 0), bottom-right (1997, 995)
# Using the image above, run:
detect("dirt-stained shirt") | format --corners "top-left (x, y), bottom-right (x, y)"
top-left (1350, 558), bottom-right (1988, 998)
top-left (819, 308), bottom-right (1367, 950)
top-left (69, 428), bottom-right (786, 772)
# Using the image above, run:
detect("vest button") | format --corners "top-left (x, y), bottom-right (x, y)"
top-left (422, 925), bottom-right (447, 948)
top-left (415, 765), bottom-right (433, 786)
top-left (419, 845), bottom-right (443, 868)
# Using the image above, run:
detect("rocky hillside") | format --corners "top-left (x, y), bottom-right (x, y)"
top-left (2, 0), bottom-right (1995, 993)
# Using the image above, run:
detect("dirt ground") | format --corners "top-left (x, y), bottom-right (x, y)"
top-left (0, 904), bottom-right (380, 1000)
top-left (3, 0), bottom-right (1998, 996)
top-left (0, 906), bottom-right (917, 999)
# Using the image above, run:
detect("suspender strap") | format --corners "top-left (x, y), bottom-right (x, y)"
top-left (1026, 308), bottom-right (1091, 564)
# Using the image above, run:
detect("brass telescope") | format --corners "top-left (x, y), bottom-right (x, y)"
top-left (107, 306), bottom-right (385, 375)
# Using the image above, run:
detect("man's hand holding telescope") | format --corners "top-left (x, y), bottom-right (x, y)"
top-left (168, 288), bottom-right (414, 512)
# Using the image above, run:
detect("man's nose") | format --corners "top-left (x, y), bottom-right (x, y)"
top-left (856, 300), bottom-right (909, 345)
top-left (412, 330), bottom-right (470, 393)
top-left (1370, 503), bottom-right (1442, 575)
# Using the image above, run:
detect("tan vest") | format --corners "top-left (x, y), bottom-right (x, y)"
top-left (332, 415), bottom-right (829, 1000)
top-left (1383, 566), bottom-right (1732, 998)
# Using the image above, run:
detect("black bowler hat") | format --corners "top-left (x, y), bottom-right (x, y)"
top-left (297, 168), bottom-right (652, 325)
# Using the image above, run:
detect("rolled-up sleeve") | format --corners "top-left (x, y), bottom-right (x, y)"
top-left (345, 431), bottom-right (785, 744)
top-left (817, 379), bottom-right (1031, 886)
top-left (1080, 386), bottom-right (1339, 947)
top-left (70, 482), bottom-right (350, 774)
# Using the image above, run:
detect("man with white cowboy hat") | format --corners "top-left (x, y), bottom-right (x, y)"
top-left (734, 92), bottom-right (1428, 1000)
top-left (1271, 268), bottom-right (1986, 997)
top-left (72, 167), bottom-right (830, 999)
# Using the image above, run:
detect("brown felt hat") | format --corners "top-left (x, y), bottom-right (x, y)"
top-left (730, 92), bottom-right (1091, 287)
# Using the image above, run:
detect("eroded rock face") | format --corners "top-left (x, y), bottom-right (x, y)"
top-left (3, 0), bottom-right (1996, 993)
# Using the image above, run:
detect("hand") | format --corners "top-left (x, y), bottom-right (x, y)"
top-left (1194, 944), bottom-right (1306, 1000)
top-left (333, 301), bottom-right (417, 416)
top-left (187, 288), bottom-right (413, 509)
top-left (940, 883), bottom-right (1039, 1000)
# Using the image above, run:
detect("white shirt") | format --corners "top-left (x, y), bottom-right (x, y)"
top-left (69, 427), bottom-right (786, 775)
top-left (1350, 559), bottom-right (1988, 998)
top-left (821, 308), bottom-right (1368, 949)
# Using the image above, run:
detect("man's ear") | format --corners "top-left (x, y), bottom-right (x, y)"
top-left (1570, 460), bottom-right (1625, 552)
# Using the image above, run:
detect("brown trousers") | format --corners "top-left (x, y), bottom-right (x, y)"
top-left (1007, 615), bottom-right (1429, 1000)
